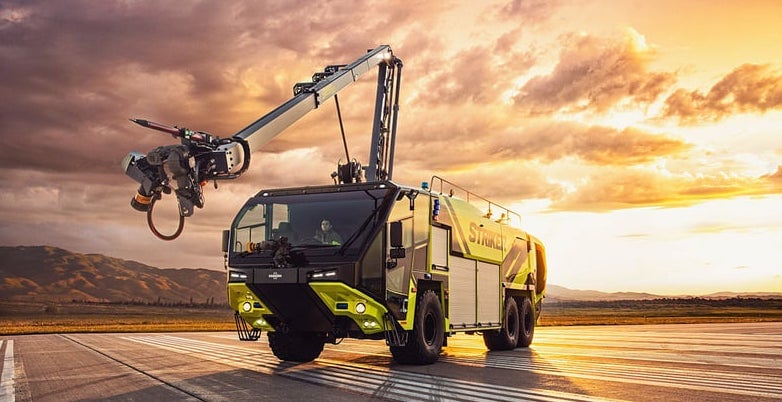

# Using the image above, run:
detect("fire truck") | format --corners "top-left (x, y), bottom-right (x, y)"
top-left (122, 45), bottom-right (547, 364)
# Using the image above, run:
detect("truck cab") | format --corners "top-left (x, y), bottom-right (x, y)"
top-left (226, 181), bottom-right (408, 339)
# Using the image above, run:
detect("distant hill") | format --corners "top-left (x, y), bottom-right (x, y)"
top-left (544, 284), bottom-right (662, 302)
top-left (0, 246), bottom-right (225, 304)
top-left (1, 246), bottom-right (779, 305)
top-left (700, 291), bottom-right (782, 299)
top-left (543, 284), bottom-right (782, 302)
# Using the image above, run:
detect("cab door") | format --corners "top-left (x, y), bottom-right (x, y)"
top-left (386, 202), bottom-right (413, 320)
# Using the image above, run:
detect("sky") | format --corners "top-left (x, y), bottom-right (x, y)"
top-left (1, 0), bottom-right (781, 295)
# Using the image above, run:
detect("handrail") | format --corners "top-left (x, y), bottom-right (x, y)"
top-left (429, 176), bottom-right (522, 226)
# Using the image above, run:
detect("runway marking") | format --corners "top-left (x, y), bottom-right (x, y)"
top-left (128, 327), bottom-right (782, 400)
top-left (227, 332), bottom-right (782, 399)
top-left (327, 336), bottom-right (782, 396)
top-left (60, 335), bottom-right (207, 402)
top-left (126, 335), bottom-right (621, 402)
top-left (1, 340), bottom-right (14, 402)
top-left (534, 333), bottom-right (782, 356)
top-left (524, 345), bottom-right (779, 370)
top-left (444, 329), bottom-right (782, 369)
top-left (441, 353), bottom-right (782, 399)
top-left (437, 327), bottom-right (782, 399)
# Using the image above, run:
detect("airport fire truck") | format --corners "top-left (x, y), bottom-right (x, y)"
top-left (122, 45), bottom-right (547, 364)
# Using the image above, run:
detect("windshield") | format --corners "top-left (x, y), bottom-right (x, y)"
top-left (231, 188), bottom-right (392, 258)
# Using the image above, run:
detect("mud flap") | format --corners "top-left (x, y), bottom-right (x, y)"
top-left (383, 313), bottom-right (408, 347)
top-left (235, 312), bottom-right (262, 341)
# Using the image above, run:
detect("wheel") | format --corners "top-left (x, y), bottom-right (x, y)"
top-left (483, 296), bottom-right (519, 351)
top-left (268, 331), bottom-right (325, 362)
top-left (389, 289), bottom-right (444, 365)
top-left (517, 297), bottom-right (535, 347)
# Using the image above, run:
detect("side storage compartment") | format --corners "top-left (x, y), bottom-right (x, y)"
top-left (476, 261), bottom-right (500, 326)
top-left (449, 257), bottom-right (476, 328)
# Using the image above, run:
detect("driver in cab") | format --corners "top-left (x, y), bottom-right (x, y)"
top-left (314, 219), bottom-right (343, 245)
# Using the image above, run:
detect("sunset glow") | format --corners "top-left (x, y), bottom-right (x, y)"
top-left (1, 0), bottom-right (781, 295)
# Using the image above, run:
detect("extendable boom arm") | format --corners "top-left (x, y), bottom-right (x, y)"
top-left (122, 45), bottom-right (402, 240)
top-left (234, 45), bottom-right (395, 152)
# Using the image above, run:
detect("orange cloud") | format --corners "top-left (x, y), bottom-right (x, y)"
top-left (498, 0), bottom-right (561, 22)
top-left (411, 45), bottom-right (536, 105)
top-left (422, 161), bottom-right (564, 204)
top-left (552, 166), bottom-right (782, 211)
top-left (764, 165), bottom-right (782, 182)
top-left (488, 123), bottom-right (691, 165)
top-left (394, 116), bottom-right (689, 171)
top-left (513, 31), bottom-right (676, 114)
top-left (662, 64), bottom-right (782, 122)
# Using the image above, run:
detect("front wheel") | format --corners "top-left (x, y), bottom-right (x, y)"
top-left (390, 289), bottom-right (444, 365)
top-left (268, 331), bottom-right (325, 362)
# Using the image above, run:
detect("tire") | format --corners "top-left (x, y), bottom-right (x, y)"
top-left (517, 297), bottom-right (535, 347)
top-left (389, 290), bottom-right (444, 365)
top-left (268, 331), bottom-right (325, 362)
top-left (483, 296), bottom-right (519, 351)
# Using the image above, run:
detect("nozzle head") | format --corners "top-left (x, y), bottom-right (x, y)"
top-left (131, 191), bottom-right (152, 212)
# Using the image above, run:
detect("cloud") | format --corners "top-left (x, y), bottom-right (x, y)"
top-left (421, 161), bottom-right (564, 204)
top-left (488, 122), bottom-right (690, 165)
top-left (662, 64), bottom-right (782, 122)
top-left (767, 165), bottom-right (782, 180)
top-left (411, 45), bottom-right (537, 106)
top-left (498, 0), bottom-right (561, 23)
top-left (0, 0), bottom-right (437, 176)
top-left (513, 30), bottom-right (676, 115)
top-left (393, 116), bottom-right (690, 172)
top-left (551, 166), bottom-right (782, 211)
top-left (0, 0), bottom-right (447, 260)
top-left (1, 0), bottom-right (780, 278)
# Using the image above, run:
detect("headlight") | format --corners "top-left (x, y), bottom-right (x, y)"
top-left (355, 302), bottom-right (366, 314)
top-left (229, 270), bottom-right (249, 282)
top-left (362, 320), bottom-right (378, 328)
top-left (241, 301), bottom-right (252, 312)
top-left (310, 269), bottom-right (337, 279)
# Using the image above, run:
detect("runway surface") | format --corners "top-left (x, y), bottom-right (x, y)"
top-left (1, 322), bottom-right (780, 401)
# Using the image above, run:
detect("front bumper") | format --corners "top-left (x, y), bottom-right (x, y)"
top-left (229, 281), bottom-right (388, 336)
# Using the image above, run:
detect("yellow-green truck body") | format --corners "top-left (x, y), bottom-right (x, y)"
top-left (226, 177), bottom-right (546, 364)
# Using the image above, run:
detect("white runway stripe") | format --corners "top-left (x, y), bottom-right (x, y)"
top-left (1, 340), bottom-right (15, 402)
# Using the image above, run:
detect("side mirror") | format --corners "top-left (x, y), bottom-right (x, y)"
top-left (390, 221), bottom-right (403, 248)
top-left (389, 221), bottom-right (406, 261)
top-left (222, 230), bottom-right (230, 253)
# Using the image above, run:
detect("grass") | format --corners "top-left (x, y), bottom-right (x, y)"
top-left (539, 298), bottom-right (782, 326)
top-left (0, 301), bottom-right (235, 335)
top-left (2, 299), bottom-right (781, 335)
top-left (539, 305), bottom-right (782, 326)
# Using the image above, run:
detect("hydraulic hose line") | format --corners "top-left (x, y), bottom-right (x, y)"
top-left (146, 196), bottom-right (185, 241)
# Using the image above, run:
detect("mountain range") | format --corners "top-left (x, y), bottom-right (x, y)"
top-left (0, 246), bottom-right (225, 304)
top-left (1, 246), bottom-right (779, 304)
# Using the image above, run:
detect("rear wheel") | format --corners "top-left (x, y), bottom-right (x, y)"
top-left (390, 290), bottom-right (444, 365)
top-left (517, 297), bottom-right (535, 347)
top-left (268, 331), bottom-right (325, 362)
top-left (483, 296), bottom-right (519, 351)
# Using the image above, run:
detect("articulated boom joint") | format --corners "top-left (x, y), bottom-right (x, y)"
top-left (122, 119), bottom-right (248, 240)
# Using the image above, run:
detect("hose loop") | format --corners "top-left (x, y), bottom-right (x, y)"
top-left (146, 195), bottom-right (185, 241)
